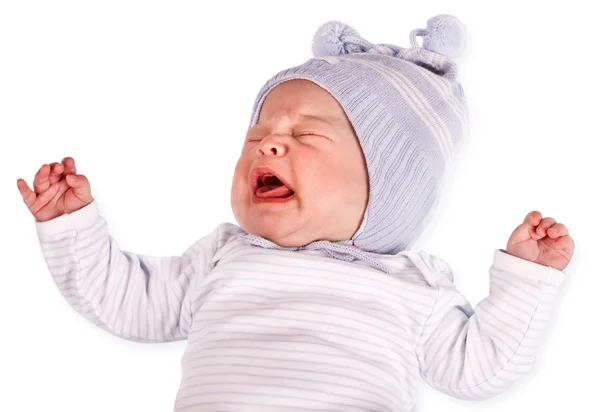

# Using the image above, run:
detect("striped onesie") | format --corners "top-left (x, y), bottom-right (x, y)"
top-left (35, 199), bottom-right (566, 411)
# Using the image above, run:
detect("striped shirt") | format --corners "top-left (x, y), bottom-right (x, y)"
top-left (35, 199), bottom-right (566, 411)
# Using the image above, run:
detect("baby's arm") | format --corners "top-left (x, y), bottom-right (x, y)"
top-left (413, 250), bottom-right (566, 400)
top-left (35, 199), bottom-right (224, 343)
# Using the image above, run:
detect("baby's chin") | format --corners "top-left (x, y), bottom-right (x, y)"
top-left (242, 211), bottom-right (319, 248)
top-left (247, 218), bottom-right (301, 247)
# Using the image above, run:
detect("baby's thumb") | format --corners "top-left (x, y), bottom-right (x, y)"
top-left (66, 174), bottom-right (92, 197)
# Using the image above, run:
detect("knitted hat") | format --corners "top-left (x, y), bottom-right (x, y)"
top-left (243, 15), bottom-right (469, 255)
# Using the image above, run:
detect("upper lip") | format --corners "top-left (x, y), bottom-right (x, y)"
top-left (250, 166), bottom-right (294, 194)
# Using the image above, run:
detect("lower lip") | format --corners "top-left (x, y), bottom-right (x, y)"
top-left (252, 192), bottom-right (296, 204)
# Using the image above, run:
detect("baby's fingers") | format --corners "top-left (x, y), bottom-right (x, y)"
top-left (16, 178), bottom-right (37, 209)
top-left (61, 156), bottom-right (77, 176)
top-left (524, 210), bottom-right (543, 226)
top-left (48, 162), bottom-right (64, 185)
top-left (32, 164), bottom-right (51, 194)
top-left (536, 217), bottom-right (557, 238)
top-left (547, 223), bottom-right (569, 239)
top-left (552, 235), bottom-right (575, 253)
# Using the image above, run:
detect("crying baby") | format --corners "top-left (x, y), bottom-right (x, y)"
top-left (18, 14), bottom-right (574, 412)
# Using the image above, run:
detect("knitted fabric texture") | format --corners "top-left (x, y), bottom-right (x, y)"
top-left (238, 15), bottom-right (469, 273)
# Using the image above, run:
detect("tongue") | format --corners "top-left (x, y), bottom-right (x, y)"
top-left (256, 184), bottom-right (294, 198)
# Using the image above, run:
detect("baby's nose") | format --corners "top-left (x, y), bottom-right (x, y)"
top-left (257, 136), bottom-right (287, 156)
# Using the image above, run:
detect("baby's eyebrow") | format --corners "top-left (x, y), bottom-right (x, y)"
top-left (298, 115), bottom-right (341, 135)
top-left (299, 113), bottom-right (335, 125)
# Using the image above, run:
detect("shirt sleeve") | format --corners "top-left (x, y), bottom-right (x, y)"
top-left (414, 249), bottom-right (567, 400)
top-left (34, 199), bottom-right (234, 343)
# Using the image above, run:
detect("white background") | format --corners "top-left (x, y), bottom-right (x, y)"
top-left (2, 1), bottom-right (598, 411)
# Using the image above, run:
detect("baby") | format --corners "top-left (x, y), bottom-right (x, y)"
top-left (17, 15), bottom-right (574, 412)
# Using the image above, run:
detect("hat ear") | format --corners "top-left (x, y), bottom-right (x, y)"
top-left (312, 20), bottom-right (373, 57)
top-left (411, 14), bottom-right (467, 59)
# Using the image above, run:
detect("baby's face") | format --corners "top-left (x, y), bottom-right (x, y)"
top-left (231, 79), bottom-right (368, 247)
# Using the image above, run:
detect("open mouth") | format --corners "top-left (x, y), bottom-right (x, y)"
top-left (255, 174), bottom-right (295, 199)
top-left (251, 167), bottom-right (295, 199)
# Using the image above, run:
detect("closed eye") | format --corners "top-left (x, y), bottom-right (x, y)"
top-left (245, 132), bottom-right (329, 145)
top-left (246, 133), bottom-right (318, 142)
top-left (299, 132), bottom-right (333, 142)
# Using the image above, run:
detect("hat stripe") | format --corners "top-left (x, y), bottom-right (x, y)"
top-left (347, 57), bottom-right (453, 161)
top-left (376, 52), bottom-right (468, 138)
top-left (367, 59), bottom-right (455, 159)
top-left (416, 68), bottom-right (469, 129)
top-left (369, 59), bottom-right (455, 159)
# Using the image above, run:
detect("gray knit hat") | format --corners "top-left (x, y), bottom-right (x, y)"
top-left (239, 15), bottom-right (469, 262)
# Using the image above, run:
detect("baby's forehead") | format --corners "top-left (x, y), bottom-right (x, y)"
top-left (254, 80), bottom-right (358, 138)
top-left (261, 98), bottom-right (349, 129)
top-left (261, 81), bottom-right (346, 117)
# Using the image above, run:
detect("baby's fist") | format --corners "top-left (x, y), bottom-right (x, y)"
top-left (506, 211), bottom-right (574, 271)
top-left (17, 157), bottom-right (93, 222)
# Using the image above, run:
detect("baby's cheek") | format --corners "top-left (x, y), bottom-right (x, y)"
top-left (230, 162), bottom-right (250, 202)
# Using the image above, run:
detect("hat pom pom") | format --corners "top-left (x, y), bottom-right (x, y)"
top-left (417, 14), bottom-right (467, 59)
top-left (312, 20), bottom-right (370, 57)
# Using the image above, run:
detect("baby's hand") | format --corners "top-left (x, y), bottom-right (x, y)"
top-left (17, 157), bottom-right (94, 222)
top-left (506, 211), bottom-right (574, 271)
